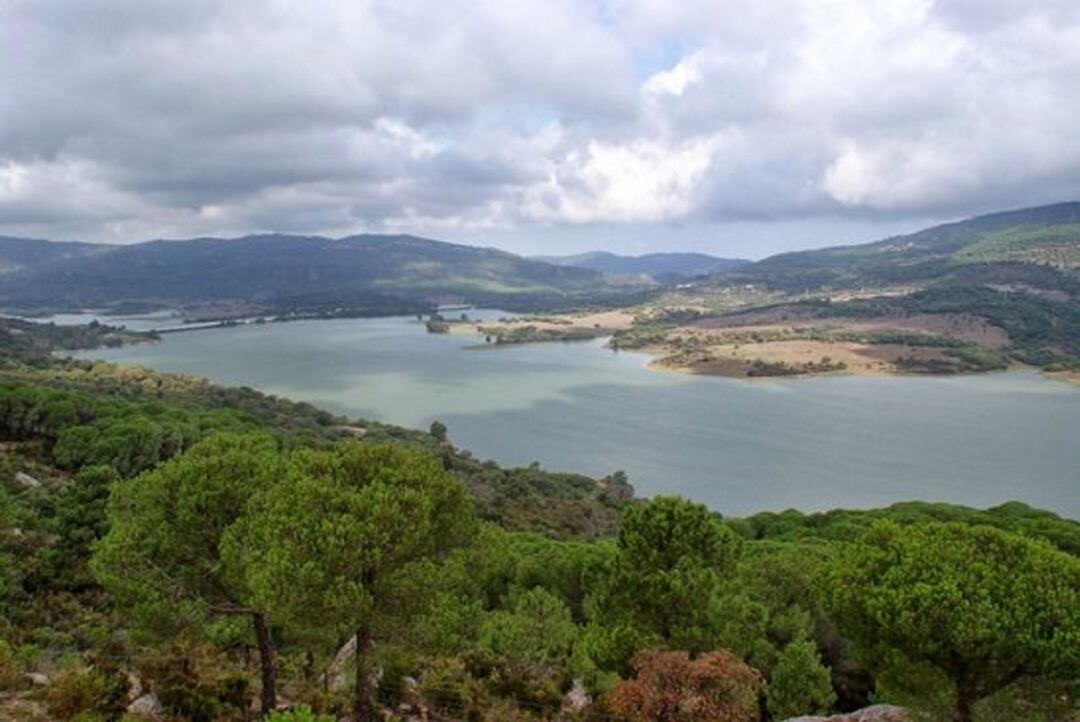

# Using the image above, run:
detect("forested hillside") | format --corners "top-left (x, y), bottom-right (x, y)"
top-left (716, 202), bottom-right (1080, 292)
top-left (0, 235), bottom-right (643, 318)
top-left (613, 203), bottom-right (1080, 378)
top-left (0, 320), bottom-right (1076, 722)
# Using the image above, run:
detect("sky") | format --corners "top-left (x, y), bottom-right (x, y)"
top-left (2, 0), bottom-right (1079, 258)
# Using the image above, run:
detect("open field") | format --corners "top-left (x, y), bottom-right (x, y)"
top-left (448, 309), bottom-right (639, 345)
top-left (652, 338), bottom-right (972, 378)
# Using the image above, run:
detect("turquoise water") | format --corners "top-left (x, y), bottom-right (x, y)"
top-left (80, 315), bottom-right (1080, 518)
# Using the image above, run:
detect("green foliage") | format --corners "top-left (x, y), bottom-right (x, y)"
top-left (0, 378), bottom-right (261, 477)
top-left (478, 323), bottom-right (606, 345)
top-left (599, 497), bottom-right (742, 652)
top-left (814, 285), bottom-right (1080, 366)
top-left (0, 639), bottom-right (21, 690)
top-left (43, 666), bottom-right (127, 721)
top-left (92, 433), bottom-right (282, 633)
top-left (222, 441), bottom-right (476, 715)
top-left (823, 521), bottom-right (1080, 721)
top-left (954, 222), bottom-right (1080, 267)
top-left (478, 587), bottom-right (577, 708)
top-left (479, 587), bottom-right (577, 674)
top-left (266, 705), bottom-right (336, 722)
top-left (0, 317), bottom-right (152, 360)
top-left (224, 442), bottom-right (475, 639)
top-left (767, 637), bottom-right (836, 719)
top-left (42, 465), bottom-right (118, 590)
top-left (734, 500), bottom-right (1080, 556)
top-left (150, 664), bottom-right (249, 722)
top-left (429, 419), bottom-right (448, 442)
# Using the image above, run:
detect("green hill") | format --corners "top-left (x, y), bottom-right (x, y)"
top-left (0, 233), bottom-right (635, 315)
top-left (724, 202), bottom-right (1080, 293)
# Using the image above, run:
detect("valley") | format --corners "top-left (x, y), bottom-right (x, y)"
top-left (1, 202), bottom-right (1077, 722)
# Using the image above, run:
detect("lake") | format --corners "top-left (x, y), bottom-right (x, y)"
top-left (79, 314), bottom-right (1080, 518)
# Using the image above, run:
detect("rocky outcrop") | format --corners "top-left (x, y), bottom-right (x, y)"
top-left (784, 705), bottom-right (908, 722)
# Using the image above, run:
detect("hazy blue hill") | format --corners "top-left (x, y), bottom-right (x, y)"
top-left (0, 235), bottom-right (107, 274)
top-left (723, 201), bottom-right (1080, 292)
top-left (0, 233), bottom-right (621, 314)
top-left (537, 250), bottom-right (748, 279)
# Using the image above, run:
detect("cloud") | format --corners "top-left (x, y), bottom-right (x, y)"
top-left (1, 0), bottom-right (1078, 248)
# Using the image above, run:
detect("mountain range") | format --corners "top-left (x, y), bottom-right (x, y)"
top-left (0, 202), bottom-right (1077, 317)
top-left (0, 234), bottom-right (622, 316)
top-left (533, 251), bottom-right (749, 280)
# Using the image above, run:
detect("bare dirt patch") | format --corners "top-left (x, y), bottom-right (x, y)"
top-left (0, 693), bottom-right (51, 722)
top-left (1046, 369), bottom-right (1080, 386)
top-left (474, 310), bottom-right (636, 334)
top-left (654, 339), bottom-right (955, 378)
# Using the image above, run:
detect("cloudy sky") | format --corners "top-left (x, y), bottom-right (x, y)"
top-left (2, 0), bottom-right (1079, 257)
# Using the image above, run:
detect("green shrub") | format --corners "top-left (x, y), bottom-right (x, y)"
top-left (43, 667), bottom-right (127, 721)
top-left (767, 638), bottom-right (837, 719)
top-left (266, 704), bottom-right (336, 721)
top-left (0, 639), bottom-right (21, 690)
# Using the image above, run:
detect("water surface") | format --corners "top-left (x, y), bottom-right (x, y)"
top-left (81, 315), bottom-right (1080, 518)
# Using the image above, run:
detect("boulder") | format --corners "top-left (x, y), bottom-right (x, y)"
top-left (127, 692), bottom-right (164, 717)
top-left (324, 636), bottom-right (356, 691)
top-left (125, 672), bottom-right (144, 702)
top-left (561, 678), bottom-right (590, 714)
top-left (14, 472), bottom-right (41, 488)
top-left (784, 705), bottom-right (908, 722)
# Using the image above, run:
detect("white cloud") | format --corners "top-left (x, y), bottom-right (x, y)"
top-left (526, 135), bottom-right (721, 223)
top-left (0, 0), bottom-right (1078, 249)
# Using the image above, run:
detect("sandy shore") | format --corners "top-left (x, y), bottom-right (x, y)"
top-left (476, 310), bottom-right (636, 332)
top-left (1046, 370), bottom-right (1080, 386)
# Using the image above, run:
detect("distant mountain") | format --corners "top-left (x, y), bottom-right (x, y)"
top-left (0, 233), bottom-right (637, 315)
top-left (0, 236), bottom-right (105, 274)
top-left (536, 251), bottom-right (749, 279)
top-left (721, 202), bottom-right (1080, 293)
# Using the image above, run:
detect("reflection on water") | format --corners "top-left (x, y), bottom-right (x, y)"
top-left (80, 314), bottom-right (1080, 518)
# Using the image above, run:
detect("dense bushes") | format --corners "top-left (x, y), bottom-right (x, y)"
top-left (42, 666), bottom-right (127, 721)
top-left (0, 380), bottom-right (260, 478)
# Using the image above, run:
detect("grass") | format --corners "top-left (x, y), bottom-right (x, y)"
top-left (953, 223), bottom-right (1080, 268)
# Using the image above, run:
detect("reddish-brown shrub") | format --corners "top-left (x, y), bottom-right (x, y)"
top-left (607, 649), bottom-right (763, 722)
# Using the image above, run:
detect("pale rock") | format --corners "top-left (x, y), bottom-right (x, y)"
top-left (561, 678), bottom-right (590, 713)
top-left (784, 704), bottom-right (908, 722)
top-left (14, 472), bottom-right (41, 488)
top-left (324, 636), bottom-right (356, 691)
top-left (127, 692), bottom-right (164, 717)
